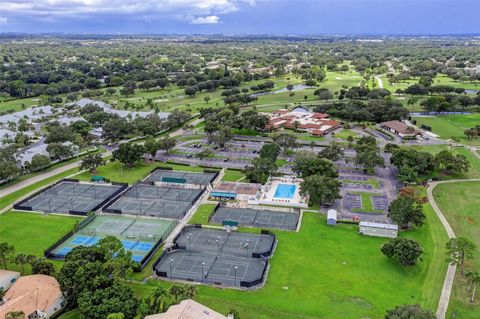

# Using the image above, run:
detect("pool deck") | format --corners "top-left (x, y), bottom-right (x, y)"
top-left (255, 177), bottom-right (309, 208)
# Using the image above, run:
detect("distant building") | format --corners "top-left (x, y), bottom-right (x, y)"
top-left (0, 270), bottom-right (20, 292)
top-left (0, 128), bottom-right (17, 145)
top-left (265, 108), bottom-right (340, 137)
top-left (0, 274), bottom-right (65, 319)
top-left (359, 221), bottom-right (398, 238)
top-left (380, 120), bottom-right (420, 138)
top-left (145, 299), bottom-right (229, 319)
top-left (16, 142), bottom-right (49, 167)
top-left (0, 106), bottom-right (54, 125)
top-left (89, 127), bottom-right (104, 140)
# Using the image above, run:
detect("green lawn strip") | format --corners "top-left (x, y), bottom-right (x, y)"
top-left (57, 309), bottom-right (83, 319)
top-left (128, 210), bottom-right (447, 319)
top-left (350, 192), bottom-right (384, 213)
top-left (222, 169), bottom-right (246, 182)
top-left (412, 114), bottom-right (480, 146)
top-left (342, 178), bottom-right (381, 189)
top-left (0, 211), bottom-right (82, 272)
top-left (187, 203), bottom-right (217, 225)
top-left (433, 181), bottom-right (480, 318)
top-left (0, 167), bottom-right (81, 210)
top-left (76, 160), bottom-right (206, 185)
top-left (333, 129), bottom-right (360, 140)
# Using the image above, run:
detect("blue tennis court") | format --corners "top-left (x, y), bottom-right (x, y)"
top-left (122, 240), bottom-right (136, 250)
top-left (133, 242), bottom-right (153, 252)
top-left (132, 255), bottom-right (143, 262)
top-left (71, 235), bottom-right (91, 245)
top-left (58, 247), bottom-right (72, 256)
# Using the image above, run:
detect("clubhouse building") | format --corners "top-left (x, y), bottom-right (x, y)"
top-left (265, 107), bottom-right (341, 136)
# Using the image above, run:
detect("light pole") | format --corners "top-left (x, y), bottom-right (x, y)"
top-left (201, 262), bottom-right (205, 282)
top-left (169, 259), bottom-right (174, 278)
top-left (234, 266), bottom-right (238, 287)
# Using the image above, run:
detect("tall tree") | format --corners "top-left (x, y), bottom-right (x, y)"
top-left (388, 195), bottom-right (425, 229)
top-left (273, 134), bottom-right (297, 154)
top-left (300, 175), bottom-right (342, 206)
top-left (81, 154), bottom-right (105, 173)
top-left (112, 143), bottom-right (146, 167)
top-left (0, 242), bottom-right (15, 269)
top-left (446, 237), bottom-right (476, 275)
top-left (384, 304), bottom-right (435, 319)
top-left (381, 238), bottom-right (423, 266)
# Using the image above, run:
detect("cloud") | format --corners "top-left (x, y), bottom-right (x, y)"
top-left (0, 16), bottom-right (7, 25)
top-left (1, 0), bottom-right (254, 18)
top-left (191, 15), bottom-right (220, 24)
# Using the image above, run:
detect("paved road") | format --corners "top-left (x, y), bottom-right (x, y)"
top-left (427, 178), bottom-right (480, 319)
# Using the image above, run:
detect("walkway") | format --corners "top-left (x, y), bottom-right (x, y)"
top-left (427, 178), bottom-right (480, 319)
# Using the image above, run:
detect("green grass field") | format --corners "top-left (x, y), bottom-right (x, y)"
top-left (0, 211), bottom-right (82, 272)
top-left (333, 129), bottom-right (360, 140)
top-left (350, 192), bottom-right (384, 213)
top-left (412, 114), bottom-right (480, 145)
top-left (433, 181), bottom-right (480, 318)
top-left (129, 206), bottom-right (447, 319)
top-left (222, 169), bottom-right (246, 182)
top-left (76, 160), bottom-right (206, 184)
top-left (187, 203), bottom-right (217, 225)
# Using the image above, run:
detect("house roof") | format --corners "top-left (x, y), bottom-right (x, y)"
top-left (145, 299), bottom-right (227, 319)
top-left (213, 181), bottom-right (261, 196)
top-left (381, 120), bottom-right (417, 135)
top-left (0, 275), bottom-right (62, 318)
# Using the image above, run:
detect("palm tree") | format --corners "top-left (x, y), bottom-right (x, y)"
top-left (0, 242), bottom-right (15, 270)
top-left (471, 272), bottom-right (480, 303)
top-left (14, 254), bottom-right (28, 275)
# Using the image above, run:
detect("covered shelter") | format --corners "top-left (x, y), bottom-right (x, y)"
top-left (359, 221), bottom-right (398, 238)
top-left (327, 209), bottom-right (337, 225)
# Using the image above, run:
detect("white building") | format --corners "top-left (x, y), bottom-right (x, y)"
top-left (327, 209), bottom-right (337, 225)
top-left (0, 270), bottom-right (20, 292)
top-left (359, 221), bottom-right (398, 238)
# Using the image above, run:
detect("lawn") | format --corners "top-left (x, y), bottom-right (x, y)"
top-left (187, 203), bottom-right (217, 225)
top-left (412, 114), bottom-right (480, 145)
top-left (76, 160), bottom-right (205, 185)
top-left (433, 181), bottom-right (480, 318)
top-left (129, 207), bottom-right (448, 319)
top-left (333, 129), bottom-right (360, 140)
top-left (0, 211), bottom-right (82, 272)
top-left (350, 192), bottom-right (384, 213)
top-left (222, 169), bottom-right (246, 182)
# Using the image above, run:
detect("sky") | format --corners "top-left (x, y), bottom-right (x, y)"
top-left (0, 0), bottom-right (479, 35)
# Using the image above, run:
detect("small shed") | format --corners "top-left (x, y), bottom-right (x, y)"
top-left (359, 221), bottom-right (398, 238)
top-left (327, 209), bottom-right (337, 225)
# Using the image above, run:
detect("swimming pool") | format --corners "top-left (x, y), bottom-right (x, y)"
top-left (274, 184), bottom-right (296, 199)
